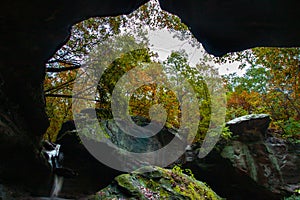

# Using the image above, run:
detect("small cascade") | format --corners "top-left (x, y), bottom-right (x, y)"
top-left (42, 141), bottom-right (64, 199)
top-left (51, 175), bottom-right (64, 198)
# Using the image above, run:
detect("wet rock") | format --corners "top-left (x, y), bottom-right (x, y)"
top-left (53, 168), bottom-right (78, 179)
top-left (54, 120), bottom-right (121, 198)
top-left (184, 148), bottom-right (281, 200)
top-left (0, 135), bottom-right (52, 197)
top-left (222, 114), bottom-right (300, 195)
top-left (55, 116), bottom-right (185, 198)
top-left (184, 114), bottom-right (299, 199)
top-left (266, 137), bottom-right (300, 193)
top-left (89, 166), bottom-right (222, 200)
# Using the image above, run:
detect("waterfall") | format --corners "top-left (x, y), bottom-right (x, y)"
top-left (43, 142), bottom-right (64, 198)
top-left (50, 175), bottom-right (64, 198)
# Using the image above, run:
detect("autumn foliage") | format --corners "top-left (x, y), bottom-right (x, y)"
top-left (44, 0), bottom-right (299, 143)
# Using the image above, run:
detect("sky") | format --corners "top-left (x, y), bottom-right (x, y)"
top-left (147, 29), bottom-right (247, 76)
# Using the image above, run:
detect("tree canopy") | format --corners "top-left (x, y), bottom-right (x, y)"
top-left (44, 0), bottom-right (299, 144)
top-left (44, 0), bottom-right (215, 142)
top-left (219, 48), bottom-right (300, 141)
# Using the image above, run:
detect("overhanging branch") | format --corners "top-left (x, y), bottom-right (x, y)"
top-left (46, 65), bottom-right (81, 72)
top-left (45, 94), bottom-right (99, 102)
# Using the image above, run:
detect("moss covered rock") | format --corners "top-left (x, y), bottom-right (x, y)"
top-left (89, 166), bottom-right (222, 200)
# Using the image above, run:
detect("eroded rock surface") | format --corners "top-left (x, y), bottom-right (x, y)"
top-left (89, 166), bottom-right (222, 200)
top-left (223, 114), bottom-right (300, 194)
top-left (1, 1), bottom-right (300, 197)
top-left (159, 0), bottom-right (300, 56)
top-left (55, 115), bottom-right (185, 198)
top-left (184, 114), bottom-right (300, 199)
top-left (0, 1), bottom-right (148, 197)
top-left (266, 136), bottom-right (300, 194)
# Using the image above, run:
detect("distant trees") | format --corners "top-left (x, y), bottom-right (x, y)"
top-left (44, 0), bottom-right (299, 143)
top-left (220, 48), bottom-right (300, 141)
top-left (44, 0), bottom-right (209, 141)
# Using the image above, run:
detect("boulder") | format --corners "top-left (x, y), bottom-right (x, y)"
top-left (1, 0), bottom-right (300, 198)
top-left (226, 114), bottom-right (271, 142)
top-left (221, 114), bottom-right (295, 194)
top-left (89, 166), bottom-right (222, 200)
top-left (184, 149), bottom-right (281, 200)
top-left (55, 116), bottom-right (185, 198)
top-left (55, 120), bottom-right (121, 198)
top-left (266, 137), bottom-right (300, 194)
top-left (183, 114), bottom-right (300, 199)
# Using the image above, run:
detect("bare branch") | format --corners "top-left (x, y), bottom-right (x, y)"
top-left (46, 65), bottom-right (81, 72)
top-left (44, 78), bottom-right (76, 93)
top-left (45, 94), bottom-right (99, 102)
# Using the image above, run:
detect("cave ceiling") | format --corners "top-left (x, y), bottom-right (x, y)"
top-left (1, 0), bottom-right (299, 136)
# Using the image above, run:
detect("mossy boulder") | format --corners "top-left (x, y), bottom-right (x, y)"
top-left (89, 166), bottom-right (222, 200)
top-left (183, 114), bottom-right (299, 199)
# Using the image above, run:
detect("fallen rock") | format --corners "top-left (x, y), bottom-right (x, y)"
top-left (184, 148), bottom-right (281, 200)
top-left (184, 114), bottom-right (299, 199)
top-left (226, 114), bottom-right (271, 142)
top-left (55, 115), bottom-right (185, 198)
top-left (223, 114), bottom-right (300, 195)
top-left (266, 136), bottom-right (300, 194)
top-left (89, 166), bottom-right (222, 200)
top-left (54, 120), bottom-right (121, 198)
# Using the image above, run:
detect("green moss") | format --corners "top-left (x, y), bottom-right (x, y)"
top-left (221, 142), bottom-right (258, 181)
top-left (115, 174), bottom-right (144, 198)
top-left (284, 194), bottom-right (300, 200)
top-left (242, 145), bottom-right (257, 182)
top-left (265, 143), bottom-right (283, 181)
top-left (92, 166), bottom-right (222, 200)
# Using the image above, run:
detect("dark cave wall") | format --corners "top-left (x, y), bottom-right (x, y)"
top-left (1, 0), bottom-right (300, 140)
top-left (0, 0), bottom-right (149, 193)
top-left (0, 0), bottom-right (299, 193)
top-left (159, 0), bottom-right (300, 56)
top-left (0, 0), bottom-right (149, 138)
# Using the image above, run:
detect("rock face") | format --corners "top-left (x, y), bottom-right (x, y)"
top-left (266, 137), bottom-right (300, 194)
top-left (101, 116), bottom-right (184, 154)
top-left (1, 0), bottom-right (300, 147)
top-left (159, 0), bottom-right (300, 56)
top-left (89, 166), bottom-right (222, 200)
top-left (1, 0), bottom-right (300, 197)
top-left (222, 114), bottom-right (282, 192)
top-left (223, 114), bottom-right (300, 195)
top-left (0, 0), bottom-right (148, 196)
top-left (184, 114), bottom-right (300, 199)
top-left (55, 116), bottom-right (184, 198)
top-left (0, 94), bottom-right (52, 196)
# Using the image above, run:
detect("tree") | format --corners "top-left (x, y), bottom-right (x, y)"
top-left (44, 0), bottom-right (198, 140)
top-left (218, 47), bottom-right (300, 141)
top-left (93, 47), bottom-right (216, 143)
